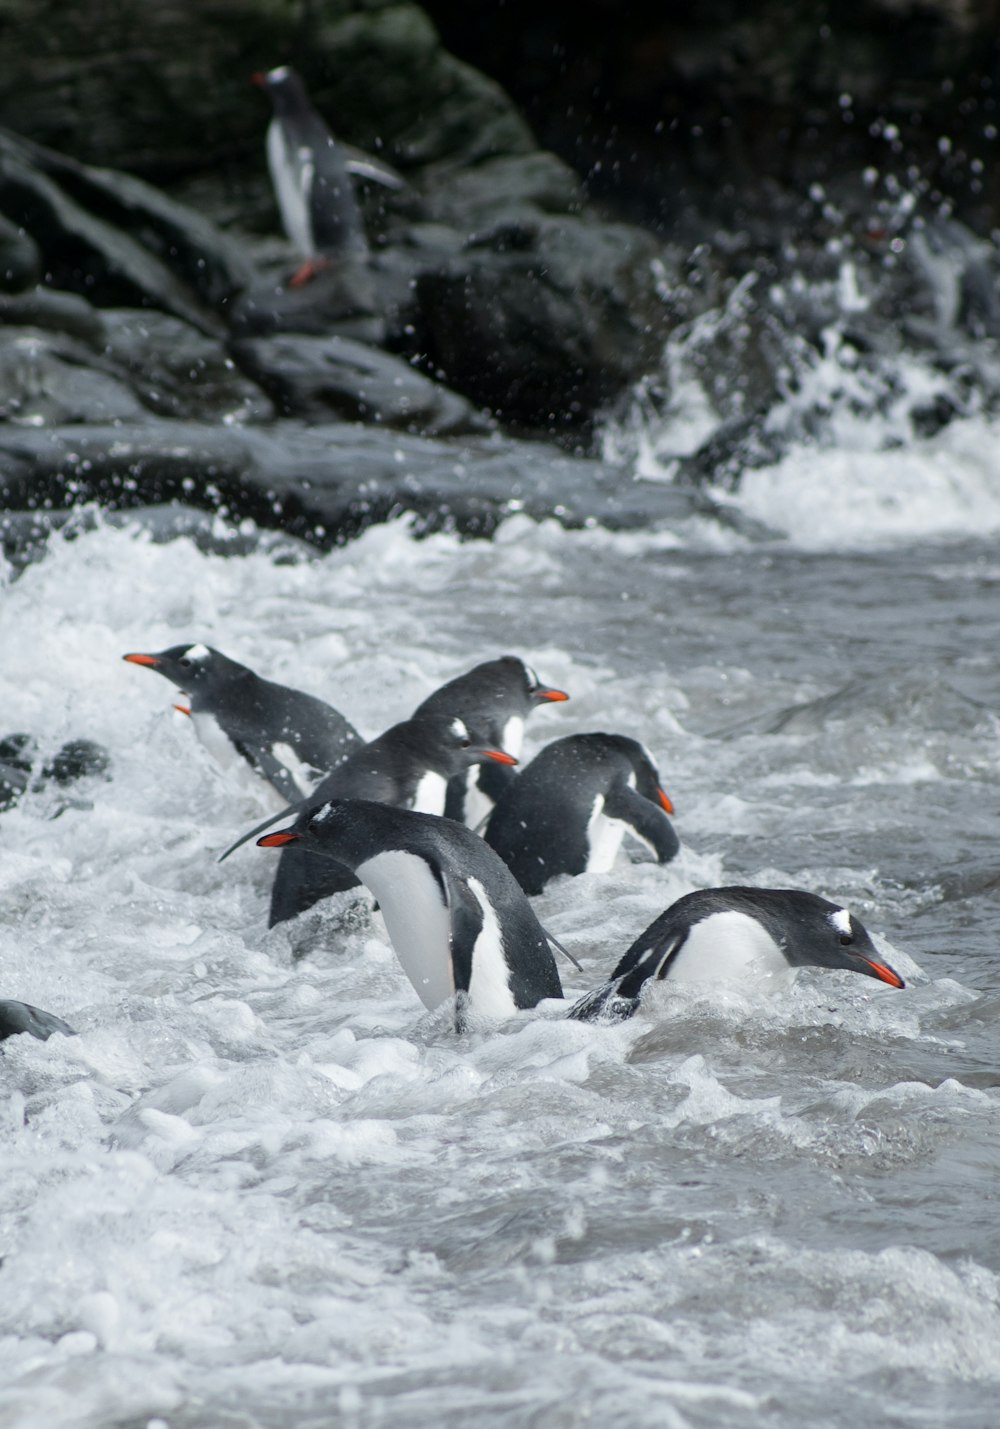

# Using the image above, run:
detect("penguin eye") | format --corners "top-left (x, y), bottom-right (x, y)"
top-left (179, 658), bottom-right (192, 669)
top-left (839, 933), bottom-right (853, 946)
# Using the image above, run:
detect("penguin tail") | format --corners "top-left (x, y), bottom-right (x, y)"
top-left (566, 980), bottom-right (640, 1024)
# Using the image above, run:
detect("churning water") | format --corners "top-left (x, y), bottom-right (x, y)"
top-left (3, 329), bottom-right (1000, 1428)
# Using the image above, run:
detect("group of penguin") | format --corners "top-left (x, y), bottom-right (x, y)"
top-left (0, 641), bottom-right (905, 1048)
top-left (0, 67), bottom-right (908, 1044)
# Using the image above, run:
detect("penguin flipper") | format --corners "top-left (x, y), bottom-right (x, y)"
top-left (342, 148), bottom-right (405, 189)
top-left (0, 998), bottom-right (76, 1042)
top-left (567, 931), bottom-right (687, 1023)
top-left (217, 801), bottom-right (301, 863)
top-left (236, 743), bottom-right (307, 805)
top-left (269, 843), bottom-right (359, 928)
top-left (439, 868), bottom-right (485, 1001)
top-left (603, 785), bottom-right (680, 864)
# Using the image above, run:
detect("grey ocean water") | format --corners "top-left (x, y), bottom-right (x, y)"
top-left (3, 322), bottom-right (1000, 1427)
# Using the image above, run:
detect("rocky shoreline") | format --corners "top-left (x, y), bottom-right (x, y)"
top-left (1, 1), bottom-right (999, 570)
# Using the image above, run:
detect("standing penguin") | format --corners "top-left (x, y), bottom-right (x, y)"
top-left (123, 642), bottom-right (362, 803)
top-left (569, 887), bottom-right (905, 1022)
top-left (258, 798), bottom-right (564, 1025)
top-left (262, 714), bottom-right (518, 928)
top-left (484, 733), bottom-right (678, 895)
top-left (413, 656), bottom-right (569, 826)
top-left (253, 64), bottom-right (402, 286)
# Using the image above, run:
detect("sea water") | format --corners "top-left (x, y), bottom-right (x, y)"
top-left (2, 379), bottom-right (1000, 1427)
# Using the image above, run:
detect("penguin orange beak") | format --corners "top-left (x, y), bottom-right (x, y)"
top-left (658, 788), bottom-right (675, 815)
top-left (123, 652), bottom-right (161, 668)
top-left (173, 704), bottom-right (191, 718)
top-left (485, 750), bottom-right (518, 765)
top-left (534, 688), bottom-right (569, 703)
top-left (258, 831), bottom-right (300, 847)
top-left (861, 958), bottom-right (905, 989)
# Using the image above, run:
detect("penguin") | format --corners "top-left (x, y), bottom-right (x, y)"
top-left (484, 733), bottom-right (678, 895)
top-left (257, 798), bottom-right (564, 1026)
top-left (569, 887), bottom-right (906, 1022)
top-left (0, 733), bottom-right (111, 814)
top-left (264, 714), bottom-right (518, 928)
top-left (0, 998), bottom-right (76, 1043)
top-left (122, 643), bottom-right (362, 803)
top-left (413, 656), bottom-right (569, 827)
top-left (253, 64), bottom-right (403, 286)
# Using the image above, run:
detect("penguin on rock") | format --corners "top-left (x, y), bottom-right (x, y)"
top-left (253, 64), bottom-right (403, 286)
top-left (413, 656), bottom-right (569, 826)
top-left (258, 798), bottom-right (564, 1027)
top-left (123, 642), bottom-right (362, 803)
top-left (484, 733), bottom-right (679, 895)
top-left (569, 887), bottom-right (906, 1023)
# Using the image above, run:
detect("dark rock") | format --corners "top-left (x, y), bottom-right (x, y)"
top-left (226, 258), bottom-right (385, 342)
top-left (0, 212), bottom-right (40, 291)
top-left (412, 216), bottom-right (670, 431)
top-left (0, 729), bottom-right (111, 814)
top-left (100, 310), bottom-right (272, 422)
top-left (230, 332), bottom-right (488, 434)
top-left (0, 420), bottom-right (700, 548)
top-left (0, 326), bottom-right (150, 425)
top-left (0, 287), bottom-right (107, 344)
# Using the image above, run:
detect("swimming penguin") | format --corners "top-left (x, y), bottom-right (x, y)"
top-left (484, 733), bottom-right (678, 895)
top-left (0, 998), bottom-right (76, 1042)
top-left (122, 643), bottom-right (362, 803)
top-left (264, 714), bottom-right (518, 928)
top-left (258, 798), bottom-right (564, 1025)
top-left (569, 887), bottom-right (906, 1022)
top-left (253, 64), bottom-right (403, 286)
top-left (413, 656), bottom-right (569, 826)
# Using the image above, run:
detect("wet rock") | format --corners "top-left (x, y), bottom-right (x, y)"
top-left (0, 287), bottom-right (107, 344)
top-left (0, 730), bottom-right (111, 814)
top-left (412, 216), bottom-right (669, 431)
top-left (230, 332), bottom-right (487, 434)
top-left (100, 310), bottom-right (272, 422)
top-left (0, 327), bottom-right (150, 425)
top-left (0, 212), bottom-right (40, 291)
top-left (226, 259), bottom-right (385, 343)
top-left (0, 420), bottom-right (699, 550)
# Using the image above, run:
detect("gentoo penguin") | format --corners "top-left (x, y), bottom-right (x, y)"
top-left (0, 998), bottom-right (76, 1042)
top-left (122, 643), bottom-right (362, 803)
top-left (484, 733), bottom-right (678, 895)
top-left (413, 656), bottom-right (569, 826)
top-left (265, 714), bottom-right (518, 928)
top-left (253, 64), bottom-right (403, 286)
top-left (258, 798), bottom-right (563, 1025)
top-left (570, 887), bottom-right (905, 1022)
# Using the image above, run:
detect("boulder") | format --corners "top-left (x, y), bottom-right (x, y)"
top-left (229, 331), bottom-right (488, 434)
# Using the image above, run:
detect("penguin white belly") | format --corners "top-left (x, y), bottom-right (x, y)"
top-left (356, 850), bottom-right (454, 1011)
top-left (461, 771), bottom-right (496, 830)
top-left (465, 876), bottom-right (517, 1018)
top-left (271, 741), bottom-right (315, 799)
top-left (267, 120), bottom-right (314, 255)
top-left (665, 911), bottom-right (794, 987)
top-left (189, 712), bottom-right (285, 809)
top-left (411, 770), bottom-right (448, 815)
top-left (501, 715), bottom-right (525, 759)
top-left (585, 796), bottom-right (627, 874)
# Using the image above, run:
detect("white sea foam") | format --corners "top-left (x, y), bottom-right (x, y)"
top-left (1, 520), bottom-right (998, 1426)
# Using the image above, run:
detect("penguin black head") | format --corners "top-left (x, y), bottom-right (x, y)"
top-left (123, 643), bottom-right (242, 706)
top-left (252, 65), bottom-right (312, 119)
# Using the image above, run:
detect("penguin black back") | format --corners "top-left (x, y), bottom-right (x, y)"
top-left (413, 655), bottom-right (569, 824)
top-left (570, 887), bottom-right (905, 1022)
top-left (123, 642), bottom-right (362, 802)
top-left (267, 714), bottom-right (516, 928)
top-left (485, 732), bottom-right (678, 895)
top-left (260, 798), bottom-right (563, 1022)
